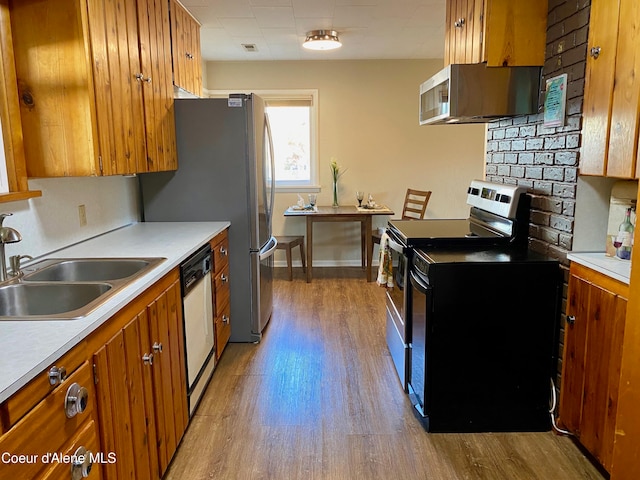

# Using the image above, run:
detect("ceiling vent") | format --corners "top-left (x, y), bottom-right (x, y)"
top-left (242, 44), bottom-right (258, 52)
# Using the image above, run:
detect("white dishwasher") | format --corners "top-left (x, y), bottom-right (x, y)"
top-left (181, 244), bottom-right (215, 415)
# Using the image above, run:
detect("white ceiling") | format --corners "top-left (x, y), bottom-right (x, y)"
top-left (180, 0), bottom-right (446, 61)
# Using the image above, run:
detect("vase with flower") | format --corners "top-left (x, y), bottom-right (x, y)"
top-left (329, 158), bottom-right (347, 207)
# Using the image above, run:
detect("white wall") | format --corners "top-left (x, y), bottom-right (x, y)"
top-left (1, 176), bottom-right (139, 260)
top-left (206, 60), bottom-right (486, 266)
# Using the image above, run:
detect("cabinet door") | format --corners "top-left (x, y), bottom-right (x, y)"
top-left (87, 0), bottom-right (147, 175)
top-left (559, 273), bottom-right (590, 433)
top-left (137, 0), bottom-right (177, 172)
top-left (0, 0), bottom-right (40, 201)
top-left (580, 284), bottom-right (627, 471)
top-left (147, 279), bottom-right (188, 476)
top-left (580, 0), bottom-right (621, 176)
top-left (170, 0), bottom-right (202, 96)
top-left (607, 0), bottom-right (640, 178)
top-left (445, 0), bottom-right (482, 65)
top-left (559, 265), bottom-right (628, 473)
top-left (190, 14), bottom-right (202, 96)
top-left (94, 315), bottom-right (158, 480)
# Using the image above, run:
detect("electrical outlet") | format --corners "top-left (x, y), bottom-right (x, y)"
top-left (78, 204), bottom-right (87, 227)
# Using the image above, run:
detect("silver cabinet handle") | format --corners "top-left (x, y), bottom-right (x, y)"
top-left (567, 315), bottom-right (576, 325)
top-left (221, 274), bottom-right (228, 283)
top-left (219, 246), bottom-right (228, 256)
top-left (454, 18), bottom-right (465, 28)
top-left (49, 366), bottom-right (67, 386)
top-left (135, 73), bottom-right (152, 83)
top-left (185, 52), bottom-right (193, 59)
top-left (222, 315), bottom-right (230, 325)
top-left (589, 46), bottom-right (601, 59)
top-left (71, 446), bottom-right (93, 479)
top-left (65, 383), bottom-right (89, 418)
top-left (142, 353), bottom-right (154, 365)
top-left (152, 342), bottom-right (163, 353)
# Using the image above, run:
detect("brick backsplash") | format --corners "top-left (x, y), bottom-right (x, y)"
top-left (486, 0), bottom-right (590, 264)
top-left (485, 0), bottom-right (591, 396)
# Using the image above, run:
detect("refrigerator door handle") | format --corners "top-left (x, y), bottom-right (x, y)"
top-left (259, 236), bottom-right (278, 260)
top-left (264, 112), bottom-right (276, 237)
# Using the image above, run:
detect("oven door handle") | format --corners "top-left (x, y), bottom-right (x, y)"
top-left (410, 269), bottom-right (430, 294)
top-left (386, 235), bottom-right (405, 254)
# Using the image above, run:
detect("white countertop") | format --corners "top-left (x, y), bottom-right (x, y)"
top-left (0, 221), bottom-right (229, 403)
top-left (567, 251), bottom-right (632, 284)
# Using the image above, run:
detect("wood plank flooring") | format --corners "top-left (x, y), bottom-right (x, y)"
top-left (165, 268), bottom-right (605, 480)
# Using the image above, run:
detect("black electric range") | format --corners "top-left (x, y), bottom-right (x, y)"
top-left (381, 180), bottom-right (561, 433)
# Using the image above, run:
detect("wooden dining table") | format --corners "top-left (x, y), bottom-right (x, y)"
top-left (284, 205), bottom-right (395, 282)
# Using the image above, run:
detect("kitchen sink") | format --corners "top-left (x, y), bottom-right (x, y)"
top-left (0, 257), bottom-right (165, 320)
top-left (22, 258), bottom-right (159, 282)
top-left (0, 283), bottom-right (112, 318)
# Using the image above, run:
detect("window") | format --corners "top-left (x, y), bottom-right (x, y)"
top-left (208, 90), bottom-right (318, 192)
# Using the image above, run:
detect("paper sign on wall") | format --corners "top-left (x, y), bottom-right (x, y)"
top-left (543, 74), bottom-right (568, 128)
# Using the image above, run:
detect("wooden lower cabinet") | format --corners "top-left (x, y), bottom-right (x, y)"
top-left (0, 362), bottom-right (99, 480)
top-left (559, 262), bottom-right (628, 472)
top-left (93, 273), bottom-right (188, 480)
top-left (211, 229), bottom-right (230, 360)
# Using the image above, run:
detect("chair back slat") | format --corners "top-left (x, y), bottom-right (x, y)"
top-left (401, 189), bottom-right (432, 220)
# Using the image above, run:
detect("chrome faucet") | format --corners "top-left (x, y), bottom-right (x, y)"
top-left (0, 213), bottom-right (22, 282)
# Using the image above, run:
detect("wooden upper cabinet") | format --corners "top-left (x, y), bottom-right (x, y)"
top-left (137, 0), bottom-right (177, 172)
top-left (170, 0), bottom-right (202, 96)
top-left (0, 0), bottom-right (40, 201)
top-left (444, 0), bottom-right (547, 67)
top-left (581, 0), bottom-right (640, 179)
top-left (9, 0), bottom-right (176, 177)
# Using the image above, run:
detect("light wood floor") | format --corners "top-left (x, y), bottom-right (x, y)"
top-left (166, 267), bottom-right (605, 480)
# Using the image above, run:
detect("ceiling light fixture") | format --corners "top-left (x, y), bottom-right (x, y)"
top-left (303, 30), bottom-right (342, 51)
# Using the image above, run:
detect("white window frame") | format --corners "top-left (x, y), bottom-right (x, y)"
top-left (206, 89), bottom-right (319, 193)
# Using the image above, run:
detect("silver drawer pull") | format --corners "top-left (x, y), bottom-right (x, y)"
top-left (222, 315), bottom-right (230, 325)
top-left (65, 383), bottom-right (89, 418)
top-left (221, 274), bottom-right (228, 283)
top-left (219, 246), bottom-right (227, 256)
top-left (49, 365), bottom-right (67, 386)
top-left (566, 315), bottom-right (576, 325)
top-left (71, 446), bottom-right (93, 479)
top-left (142, 353), bottom-right (154, 365)
top-left (152, 342), bottom-right (163, 353)
top-left (454, 18), bottom-right (465, 28)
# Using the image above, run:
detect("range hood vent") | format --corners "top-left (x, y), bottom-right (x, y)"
top-left (419, 64), bottom-right (542, 125)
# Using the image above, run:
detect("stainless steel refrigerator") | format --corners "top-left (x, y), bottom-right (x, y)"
top-left (139, 94), bottom-right (276, 343)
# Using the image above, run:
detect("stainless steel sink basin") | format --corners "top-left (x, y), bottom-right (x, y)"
top-left (0, 283), bottom-right (112, 318)
top-left (22, 258), bottom-right (158, 282)
top-left (0, 257), bottom-right (165, 320)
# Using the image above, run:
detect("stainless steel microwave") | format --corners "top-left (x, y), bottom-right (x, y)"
top-left (419, 64), bottom-right (542, 125)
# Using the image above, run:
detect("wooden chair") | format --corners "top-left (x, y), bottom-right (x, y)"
top-left (275, 235), bottom-right (306, 281)
top-left (369, 189), bottom-right (432, 273)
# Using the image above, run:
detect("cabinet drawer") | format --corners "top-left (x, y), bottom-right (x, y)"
top-left (215, 302), bottom-right (231, 360)
top-left (36, 419), bottom-right (102, 480)
top-left (211, 231), bottom-right (229, 273)
top-left (0, 361), bottom-right (95, 480)
top-left (214, 263), bottom-right (230, 316)
top-left (1, 341), bottom-right (87, 431)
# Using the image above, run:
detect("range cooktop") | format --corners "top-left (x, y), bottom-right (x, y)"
top-left (387, 218), bottom-right (509, 248)
top-left (387, 180), bottom-right (531, 249)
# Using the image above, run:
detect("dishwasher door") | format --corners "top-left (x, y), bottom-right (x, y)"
top-left (183, 273), bottom-right (214, 390)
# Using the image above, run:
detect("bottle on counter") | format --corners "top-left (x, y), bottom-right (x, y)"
top-left (615, 207), bottom-right (635, 260)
